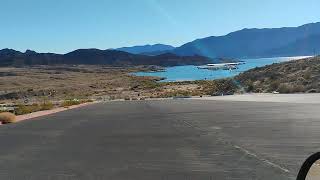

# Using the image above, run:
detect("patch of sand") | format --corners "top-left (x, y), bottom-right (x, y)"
top-left (192, 93), bottom-right (320, 104)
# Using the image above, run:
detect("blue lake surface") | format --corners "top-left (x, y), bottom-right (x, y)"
top-left (134, 56), bottom-right (308, 82)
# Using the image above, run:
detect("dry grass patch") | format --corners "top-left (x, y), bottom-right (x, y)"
top-left (0, 112), bottom-right (16, 124)
top-left (15, 104), bottom-right (40, 115)
top-left (60, 99), bottom-right (93, 108)
top-left (40, 102), bottom-right (54, 111)
top-left (61, 99), bottom-right (81, 108)
top-left (14, 101), bottom-right (55, 115)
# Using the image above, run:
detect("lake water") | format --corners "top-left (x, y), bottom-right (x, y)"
top-left (134, 56), bottom-right (309, 82)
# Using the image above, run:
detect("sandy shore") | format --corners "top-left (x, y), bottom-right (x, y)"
top-left (192, 93), bottom-right (320, 104)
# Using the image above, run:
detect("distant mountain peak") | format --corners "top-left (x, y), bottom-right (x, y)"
top-left (25, 50), bottom-right (37, 54)
top-left (117, 44), bottom-right (175, 54)
top-left (0, 48), bottom-right (22, 55)
top-left (173, 22), bottom-right (320, 58)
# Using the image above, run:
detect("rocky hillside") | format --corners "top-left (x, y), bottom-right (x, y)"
top-left (236, 56), bottom-right (320, 93)
top-left (173, 22), bottom-right (320, 58)
top-left (0, 48), bottom-right (211, 67)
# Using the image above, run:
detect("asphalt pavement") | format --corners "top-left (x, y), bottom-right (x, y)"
top-left (1, 100), bottom-right (320, 180)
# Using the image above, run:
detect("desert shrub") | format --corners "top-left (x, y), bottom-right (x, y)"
top-left (159, 90), bottom-right (193, 98)
top-left (15, 104), bottom-right (40, 115)
top-left (245, 81), bottom-right (255, 92)
top-left (61, 99), bottom-right (81, 107)
top-left (16, 101), bottom-right (54, 114)
top-left (303, 72), bottom-right (312, 80)
top-left (174, 90), bottom-right (191, 97)
top-left (190, 91), bottom-right (202, 96)
top-left (0, 112), bottom-right (16, 124)
top-left (40, 101), bottom-right (54, 111)
top-left (291, 85), bottom-right (306, 93)
top-left (277, 84), bottom-right (305, 93)
top-left (255, 88), bottom-right (264, 93)
top-left (269, 80), bottom-right (280, 91)
top-left (278, 83), bottom-right (306, 94)
top-left (139, 80), bottom-right (161, 89)
top-left (278, 84), bottom-right (292, 94)
top-left (207, 79), bottom-right (238, 95)
top-left (269, 72), bottom-right (281, 80)
top-left (297, 77), bottom-right (307, 83)
top-left (79, 99), bottom-right (94, 103)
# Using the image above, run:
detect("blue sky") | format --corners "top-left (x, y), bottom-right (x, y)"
top-left (1, 0), bottom-right (320, 53)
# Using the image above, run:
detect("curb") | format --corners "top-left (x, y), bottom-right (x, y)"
top-left (15, 102), bottom-right (98, 123)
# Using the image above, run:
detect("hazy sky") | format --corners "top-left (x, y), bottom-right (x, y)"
top-left (1, 0), bottom-right (320, 53)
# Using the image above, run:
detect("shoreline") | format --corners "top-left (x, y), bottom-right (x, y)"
top-left (133, 56), bottom-right (311, 82)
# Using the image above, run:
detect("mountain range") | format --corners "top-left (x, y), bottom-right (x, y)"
top-left (119, 22), bottom-right (320, 58)
top-left (172, 22), bottom-right (320, 58)
top-left (263, 34), bottom-right (320, 57)
top-left (0, 49), bottom-right (211, 67)
top-left (116, 44), bottom-right (175, 54)
top-left (2, 22), bottom-right (320, 67)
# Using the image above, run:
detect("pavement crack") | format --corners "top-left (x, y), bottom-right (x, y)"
top-left (174, 117), bottom-right (292, 175)
top-left (233, 145), bottom-right (290, 173)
